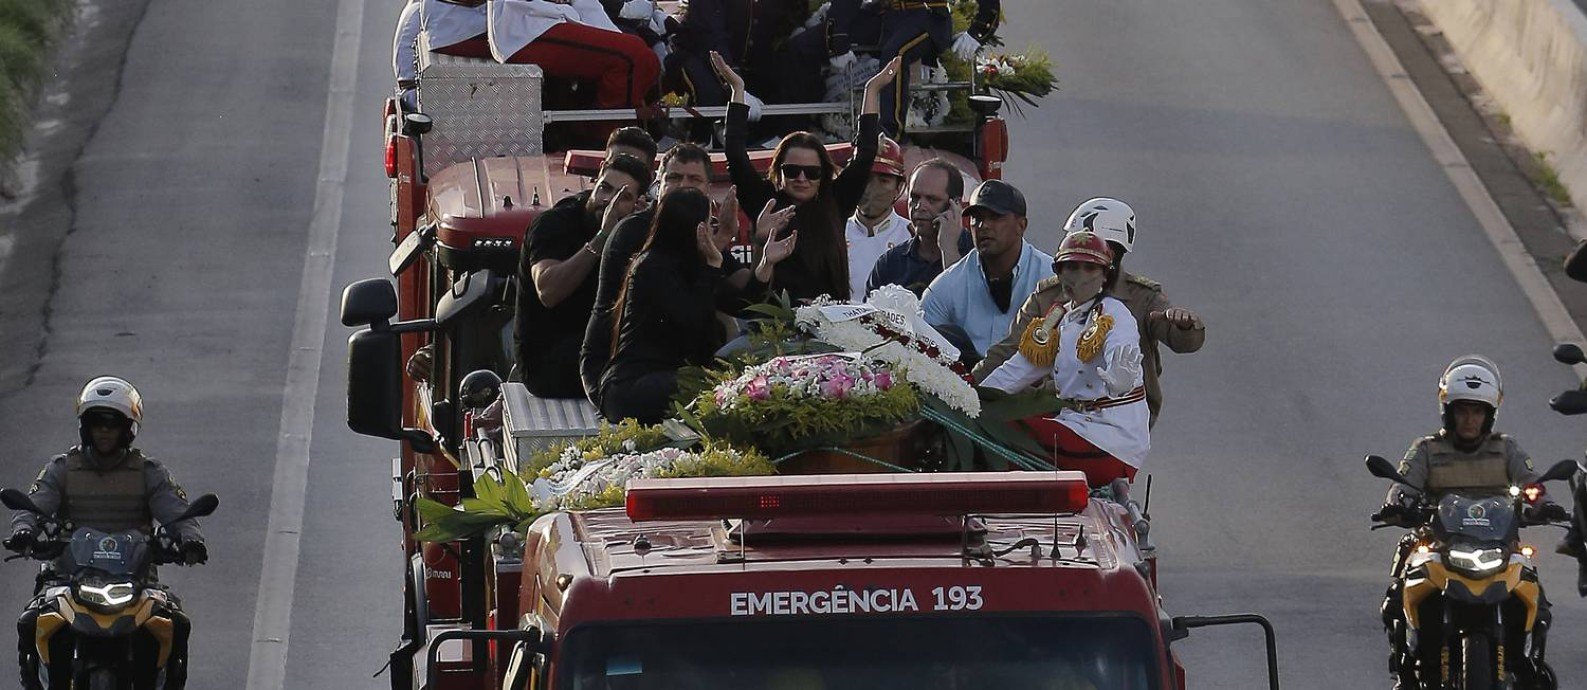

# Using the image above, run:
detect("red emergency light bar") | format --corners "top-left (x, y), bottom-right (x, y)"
top-left (625, 472), bottom-right (1091, 523)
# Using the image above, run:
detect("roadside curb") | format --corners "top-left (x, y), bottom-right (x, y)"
top-left (1331, 0), bottom-right (1587, 380)
top-left (1414, 0), bottom-right (1587, 236)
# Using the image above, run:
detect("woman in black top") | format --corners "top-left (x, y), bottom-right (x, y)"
top-left (709, 51), bottom-right (901, 303)
top-left (598, 189), bottom-right (729, 423)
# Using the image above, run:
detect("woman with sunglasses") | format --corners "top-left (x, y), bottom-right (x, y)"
top-left (597, 188), bottom-right (728, 423)
top-left (709, 51), bottom-right (901, 303)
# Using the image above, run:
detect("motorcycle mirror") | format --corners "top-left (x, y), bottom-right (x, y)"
top-left (1554, 343), bottom-right (1586, 366)
top-left (0, 489), bottom-right (39, 515)
top-left (1365, 454), bottom-right (1417, 489)
top-left (1540, 460), bottom-right (1581, 483)
top-left (1565, 240), bottom-right (1587, 282)
top-left (173, 494), bottom-right (219, 523)
top-left (1551, 389), bottom-right (1587, 416)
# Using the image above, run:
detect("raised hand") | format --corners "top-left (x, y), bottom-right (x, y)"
top-left (709, 51), bottom-right (746, 100)
top-left (712, 187), bottom-right (740, 250)
top-left (696, 221), bottom-right (723, 269)
top-left (754, 198), bottom-right (797, 243)
top-left (1163, 307), bottom-right (1204, 330)
top-left (762, 227), bottom-right (798, 267)
top-left (863, 56), bottom-right (903, 95)
top-left (599, 184), bottom-right (636, 238)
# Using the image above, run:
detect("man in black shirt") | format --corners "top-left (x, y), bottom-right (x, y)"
top-left (580, 144), bottom-right (747, 402)
top-left (867, 158), bottom-right (971, 296)
top-left (516, 154), bottom-right (651, 397)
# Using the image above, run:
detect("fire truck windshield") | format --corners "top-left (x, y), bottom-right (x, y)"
top-left (557, 615), bottom-right (1157, 690)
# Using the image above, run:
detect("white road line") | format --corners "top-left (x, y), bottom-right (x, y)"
top-left (244, 0), bottom-right (364, 684)
top-left (1331, 0), bottom-right (1587, 380)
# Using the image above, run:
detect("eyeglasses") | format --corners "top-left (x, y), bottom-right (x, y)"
top-left (778, 164), bottom-right (823, 181)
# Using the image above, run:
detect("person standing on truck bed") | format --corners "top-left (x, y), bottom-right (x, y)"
top-left (580, 143), bottom-right (746, 402)
top-left (865, 157), bottom-right (972, 297)
top-left (420, 0), bottom-right (492, 59)
top-left (665, 0), bottom-right (815, 114)
top-left (711, 51), bottom-right (899, 303)
top-left (795, 0), bottom-right (1001, 136)
top-left (515, 154), bottom-right (651, 398)
top-left (487, 0), bottom-right (662, 114)
top-left (974, 198), bottom-right (1206, 427)
top-left (597, 188), bottom-right (731, 422)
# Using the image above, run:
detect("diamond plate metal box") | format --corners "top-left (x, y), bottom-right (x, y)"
top-left (500, 382), bottom-right (601, 468)
top-left (417, 34), bottom-right (545, 178)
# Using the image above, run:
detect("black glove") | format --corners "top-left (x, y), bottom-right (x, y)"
top-left (180, 540), bottom-right (208, 566)
top-left (1530, 502), bottom-right (1570, 523)
top-left (1371, 504), bottom-right (1406, 525)
top-left (3, 529), bottom-right (33, 554)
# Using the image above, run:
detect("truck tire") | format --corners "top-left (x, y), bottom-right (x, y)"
top-left (1459, 632), bottom-right (1496, 690)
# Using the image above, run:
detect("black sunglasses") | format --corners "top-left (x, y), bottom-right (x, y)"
top-left (779, 164), bottom-right (824, 181)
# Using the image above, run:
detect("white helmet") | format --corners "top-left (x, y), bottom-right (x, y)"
top-left (1438, 355), bottom-right (1502, 434)
top-left (1063, 197), bottom-right (1137, 254)
top-left (76, 376), bottom-right (144, 437)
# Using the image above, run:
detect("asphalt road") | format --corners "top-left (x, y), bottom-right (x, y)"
top-left (0, 0), bottom-right (1585, 687)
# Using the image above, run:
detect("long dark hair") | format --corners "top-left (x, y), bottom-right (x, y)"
top-left (609, 188), bottom-right (712, 357)
top-left (767, 132), bottom-right (847, 299)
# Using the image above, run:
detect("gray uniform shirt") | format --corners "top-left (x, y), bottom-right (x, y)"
top-left (1387, 432), bottom-right (1545, 505)
top-left (10, 448), bottom-right (204, 543)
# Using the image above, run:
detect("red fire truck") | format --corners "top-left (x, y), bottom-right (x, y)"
top-left (345, 32), bottom-right (1276, 690)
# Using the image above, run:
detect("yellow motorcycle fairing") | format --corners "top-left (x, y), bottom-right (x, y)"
top-left (37, 591), bottom-right (175, 667)
top-left (1402, 558), bottom-right (1540, 631)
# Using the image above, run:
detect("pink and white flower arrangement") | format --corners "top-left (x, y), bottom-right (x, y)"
top-left (712, 353), bottom-right (897, 411)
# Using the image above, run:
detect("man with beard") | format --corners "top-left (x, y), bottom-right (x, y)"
top-left (516, 154), bottom-right (650, 397)
top-left (865, 158), bottom-right (971, 297)
top-left (843, 136), bottom-right (913, 301)
top-left (920, 179), bottom-right (1052, 363)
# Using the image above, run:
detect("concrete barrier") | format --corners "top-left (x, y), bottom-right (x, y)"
top-left (1418, 0), bottom-right (1587, 209)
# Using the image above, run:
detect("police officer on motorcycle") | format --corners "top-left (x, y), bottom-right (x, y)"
top-left (1376, 356), bottom-right (1567, 689)
top-left (4, 377), bottom-right (207, 690)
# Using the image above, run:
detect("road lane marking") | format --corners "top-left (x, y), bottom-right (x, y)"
top-left (244, 0), bottom-right (365, 685)
top-left (1331, 0), bottom-right (1587, 380)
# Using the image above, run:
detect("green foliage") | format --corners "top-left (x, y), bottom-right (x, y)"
top-left (413, 472), bottom-right (543, 543)
top-left (0, 0), bottom-right (67, 161)
top-left (686, 374), bottom-right (920, 457)
top-left (523, 418), bottom-right (676, 478)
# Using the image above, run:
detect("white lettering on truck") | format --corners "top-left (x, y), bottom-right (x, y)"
top-left (730, 586), bottom-right (979, 616)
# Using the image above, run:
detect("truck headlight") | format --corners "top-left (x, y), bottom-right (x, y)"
top-left (1445, 547), bottom-right (1507, 576)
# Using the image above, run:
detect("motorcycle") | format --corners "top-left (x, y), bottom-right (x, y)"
top-left (1367, 453), bottom-right (1577, 690)
top-left (0, 487), bottom-right (217, 690)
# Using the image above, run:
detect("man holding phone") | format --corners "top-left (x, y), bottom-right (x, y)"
top-left (865, 158), bottom-right (972, 297)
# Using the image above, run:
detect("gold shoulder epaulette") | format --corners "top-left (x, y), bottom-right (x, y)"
top-left (1075, 303), bottom-right (1114, 362)
top-left (1017, 303), bottom-right (1066, 367)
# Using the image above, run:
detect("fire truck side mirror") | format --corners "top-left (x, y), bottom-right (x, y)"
top-left (435, 269), bottom-right (502, 327)
top-left (341, 279), bottom-right (398, 328)
top-left (347, 326), bottom-right (437, 454)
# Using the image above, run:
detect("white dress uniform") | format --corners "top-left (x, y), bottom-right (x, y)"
top-left (981, 295), bottom-right (1151, 469)
top-left (421, 0), bottom-right (490, 51)
top-left (844, 211), bottom-right (913, 302)
top-left (394, 0), bottom-right (423, 84)
top-left (486, 0), bottom-right (619, 62)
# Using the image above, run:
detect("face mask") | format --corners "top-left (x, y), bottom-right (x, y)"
top-left (1061, 270), bottom-right (1105, 302)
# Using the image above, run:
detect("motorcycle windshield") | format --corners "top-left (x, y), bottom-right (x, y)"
top-left (1435, 494), bottom-right (1515, 543)
top-left (65, 528), bottom-right (148, 576)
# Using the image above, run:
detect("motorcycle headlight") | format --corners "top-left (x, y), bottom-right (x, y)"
top-left (73, 576), bottom-right (137, 612)
top-left (1445, 546), bottom-right (1508, 576)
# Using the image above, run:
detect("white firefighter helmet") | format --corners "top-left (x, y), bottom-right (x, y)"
top-left (76, 376), bottom-right (143, 437)
top-left (1438, 355), bottom-right (1502, 416)
top-left (1063, 197), bottom-right (1137, 254)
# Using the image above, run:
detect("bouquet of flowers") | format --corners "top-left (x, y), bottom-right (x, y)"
top-left (794, 287), bottom-right (981, 417)
top-left (684, 352), bottom-right (919, 457)
top-left (974, 49), bottom-right (1058, 114)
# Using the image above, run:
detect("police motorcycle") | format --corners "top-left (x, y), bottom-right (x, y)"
top-left (0, 487), bottom-right (216, 690)
top-left (1367, 454), bottom-right (1577, 690)
top-left (1545, 342), bottom-right (1587, 596)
